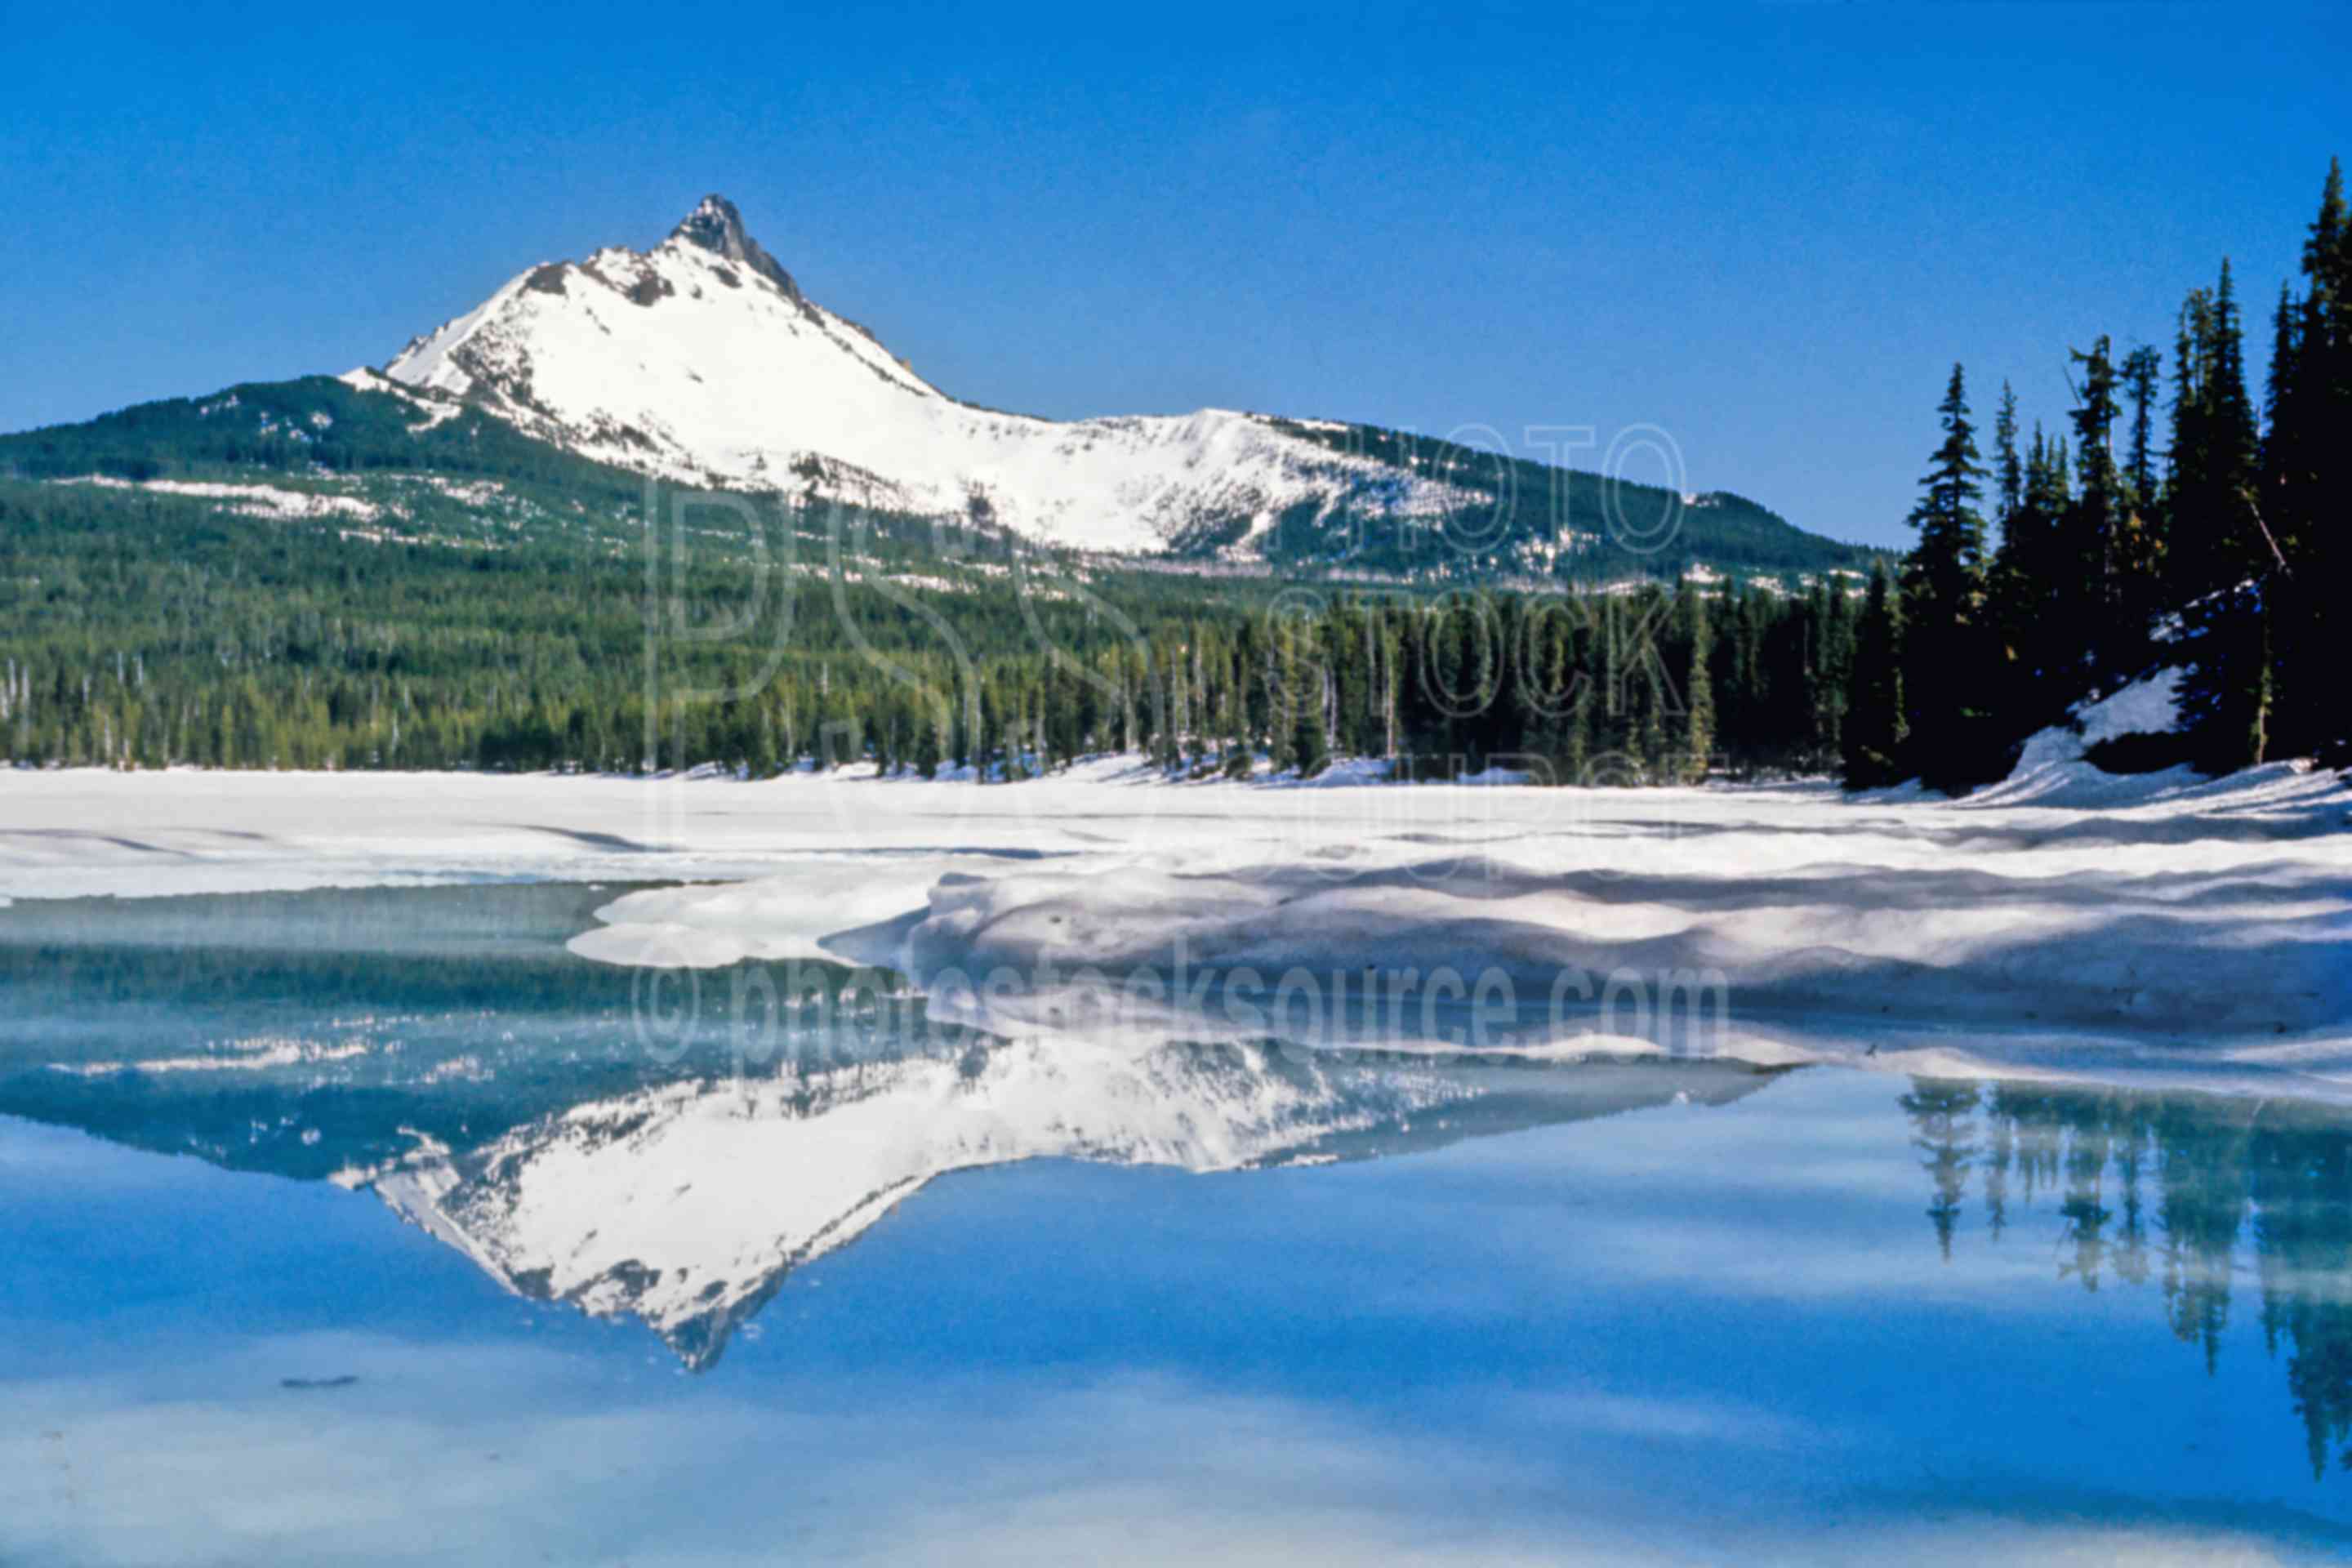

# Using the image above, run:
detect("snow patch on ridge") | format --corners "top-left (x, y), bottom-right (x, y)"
top-left (340, 366), bottom-right (466, 430)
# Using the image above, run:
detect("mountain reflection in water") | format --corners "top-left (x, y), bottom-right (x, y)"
top-left (0, 884), bottom-right (1779, 1368)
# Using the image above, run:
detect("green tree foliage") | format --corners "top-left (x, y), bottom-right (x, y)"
top-left (2166, 265), bottom-right (2264, 605)
top-left (2171, 260), bottom-right (2283, 771)
top-left (2121, 345), bottom-right (2164, 519)
top-left (2262, 158), bottom-right (2352, 765)
top-left (1874, 161), bottom-right (2350, 786)
top-left (1842, 563), bottom-right (1906, 787)
top-left (0, 468), bottom-right (1880, 785)
top-left (1990, 380), bottom-right (2024, 546)
top-left (2066, 335), bottom-right (2132, 657)
top-left (1673, 580), bottom-right (1716, 783)
top-left (1896, 365), bottom-right (1993, 790)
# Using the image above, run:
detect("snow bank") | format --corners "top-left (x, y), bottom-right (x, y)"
top-left (564, 853), bottom-right (1036, 969)
top-left (880, 823), bottom-right (2346, 1050)
top-left (1968, 670), bottom-right (2203, 809)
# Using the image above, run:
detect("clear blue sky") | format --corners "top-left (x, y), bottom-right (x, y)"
top-left (5, 2), bottom-right (2343, 546)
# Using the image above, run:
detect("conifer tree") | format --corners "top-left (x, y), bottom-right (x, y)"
top-left (2167, 265), bottom-right (2262, 602)
top-left (2122, 345), bottom-right (2163, 515)
top-left (1806, 577), bottom-right (1851, 770)
top-left (2060, 336), bottom-right (2140, 670)
top-left (1674, 580), bottom-right (1715, 783)
top-left (1992, 381), bottom-right (2024, 537)
top-left (1842, 563), bottom-right (1907, 788)
top-left (1564, 684), bottom-right (1595, 786)
top-left (1520, 604), bottom-right (1572, 783)
top-left (2116, 343), bottom-right (2169, 624)
top-left (2265, 278), bottom-right (2305, 512)
top-left (2172, 260), bottom-right (2274, 769)
top-left (1989, 423), bottom-right (2065, 687)
top-left (1285, 618), bottom-right (1329, 776)
top-left (1897, 364), bottom-right (1990, 789)
top-left (2274, 158), bottom-right (2349, 759)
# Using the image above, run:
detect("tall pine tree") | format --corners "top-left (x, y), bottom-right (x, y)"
top-left (1842, 563), bottom-right (1907, 788)
top-left (2172, 261), bottom-right (2274, 771)
top-left (1674, 580), bottom-right (1715, 784)
top-left (2272, 159), bottom-right (2350, 759)
top-left (1993, 380), bottom-right (2024, 536)
top-left (1896, 363), bottom-right (1992, 790)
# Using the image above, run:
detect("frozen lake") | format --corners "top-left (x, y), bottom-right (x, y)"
top-left (5, 874), bottom-right (2352, 1564)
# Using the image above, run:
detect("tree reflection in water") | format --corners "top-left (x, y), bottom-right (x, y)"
top-left (1904, 1076), bottom-right (2352, 1480)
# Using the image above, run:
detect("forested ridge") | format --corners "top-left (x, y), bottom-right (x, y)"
top-left (1245, 416), bottom-right (1866, 581)
top-left (0, 465), bottom-right (1855, 782)
top-left (0, 374), bottom-right (644, 497)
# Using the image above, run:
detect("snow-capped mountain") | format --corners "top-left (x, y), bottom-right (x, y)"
top-left (8, 194), bottom-right (1871, 580)
top-left (378, 195), bottom-right (1469, 554)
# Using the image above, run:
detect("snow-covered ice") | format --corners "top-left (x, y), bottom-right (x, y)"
top-left (4, 733), bottom-right (2345, 1098)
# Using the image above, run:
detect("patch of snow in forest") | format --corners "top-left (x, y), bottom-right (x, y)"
top-left (50, 475), bottom-right (383, 521)
top-left (1970, 670), bottom-right (2191, 808)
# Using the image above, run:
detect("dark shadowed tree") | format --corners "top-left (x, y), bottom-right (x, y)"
top-left (1896, 364), bottom-right (1992, 791)
top-left (1842, 562), bottom-right (1907, 788)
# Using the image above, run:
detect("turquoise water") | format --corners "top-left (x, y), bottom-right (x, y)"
top-left (4, 885), bottom-right (2351, 1564)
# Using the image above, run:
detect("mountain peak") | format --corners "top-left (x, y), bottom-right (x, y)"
top-left (668, 194), bottom-right (803, 301)
top-left (368, 198), bottom-right (1855, 568)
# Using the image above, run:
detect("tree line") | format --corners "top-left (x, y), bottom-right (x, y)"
top-left (2, 465), bottom-right (1865, 783)
top-left (1843, 158), bottom-right (2350, 791)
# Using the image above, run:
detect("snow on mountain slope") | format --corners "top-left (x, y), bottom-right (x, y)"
top-left (382, 195), bottom-right (1468, 553)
